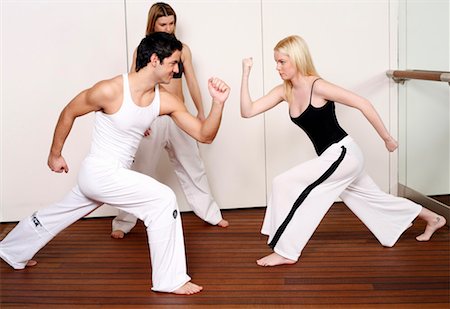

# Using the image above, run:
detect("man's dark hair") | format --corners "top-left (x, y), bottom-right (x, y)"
top-left (136, 32), bottom-right (182, 72)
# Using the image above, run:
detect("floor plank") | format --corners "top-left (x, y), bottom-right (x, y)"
top-left (0, 203), bottom-right (449, 308)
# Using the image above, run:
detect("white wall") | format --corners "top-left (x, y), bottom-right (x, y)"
top-left (398, 0), bottom-right (449, 195)
top-left (1, 0), bottom-right (397, 222)
top-left (1, 1), bottom-right (127, 221)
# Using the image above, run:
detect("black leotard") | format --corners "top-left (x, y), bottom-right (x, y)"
top-left (290, 79), bottom-right (347, 155)
top-left (173, 61), bottom-right (184, 79)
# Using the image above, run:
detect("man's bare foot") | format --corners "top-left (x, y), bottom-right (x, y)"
top-left (416, 216), bottom-right (446, 241)
top-left (26, 260), bottom-right (37, 267)
top-left (256, 252), bottom-right (296, 267)
top-left (172, 282), bottom-right (203, 295)
top-left (217, 219), bottom-right (229, 228)
top-left (111, 230), bottom-right (125, 239)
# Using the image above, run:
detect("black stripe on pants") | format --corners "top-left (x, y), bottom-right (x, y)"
top-left (268, 146), bottom-right (347, 249)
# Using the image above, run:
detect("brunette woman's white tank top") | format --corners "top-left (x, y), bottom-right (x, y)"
top-left (89, 74), bottom-right (160, 167)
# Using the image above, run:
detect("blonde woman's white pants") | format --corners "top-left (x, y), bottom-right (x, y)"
top-left (262, 136), bottom-right (422, 261)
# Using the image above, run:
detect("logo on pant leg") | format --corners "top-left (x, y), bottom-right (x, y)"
top-left (173, 209), bottom-right (178, 219)
top-left (31, 213), bottom-right (42, 227)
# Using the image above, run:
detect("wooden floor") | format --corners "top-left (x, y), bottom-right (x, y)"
top-left (0, 202), bottom-right (449, 308)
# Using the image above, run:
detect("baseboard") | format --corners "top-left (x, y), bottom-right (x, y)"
top-left (398, 183), bottom-right (450, 227)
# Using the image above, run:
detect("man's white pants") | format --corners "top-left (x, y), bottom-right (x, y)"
top-left (262, 136), bottom-right (422, 261)
top-left (0, 155), bottom-right (190, 293)
top-left (113, 115), bottom-right (222, 233)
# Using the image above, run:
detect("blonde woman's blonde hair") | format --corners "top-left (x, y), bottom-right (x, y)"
top-left (274, 35), bottom-right (319, 102)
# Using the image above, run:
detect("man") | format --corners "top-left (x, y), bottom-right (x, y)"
top-left (0, 32), bottom-right (230, 295)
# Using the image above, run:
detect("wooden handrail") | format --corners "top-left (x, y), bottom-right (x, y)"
top-left (386, 70), bottom-right (450, 84)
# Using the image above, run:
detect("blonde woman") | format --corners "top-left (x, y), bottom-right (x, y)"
top-left (111, 2), bottom-right (228, 239)
top-left (241, 35), bottom-right (446, 267)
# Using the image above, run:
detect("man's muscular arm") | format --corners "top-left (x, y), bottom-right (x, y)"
top-left (161, 77), bottom-right (230, 144)
top-left (48, 78), bottom-right (121, 173)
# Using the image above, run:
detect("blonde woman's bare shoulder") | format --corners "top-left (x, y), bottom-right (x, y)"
top-left (313, 78), bottom-right (343, 95)
top-left (269, 84), bottom-right (287, 100)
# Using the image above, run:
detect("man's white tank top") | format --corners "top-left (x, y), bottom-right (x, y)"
top-left (89, 73), bottom-right (160, 167)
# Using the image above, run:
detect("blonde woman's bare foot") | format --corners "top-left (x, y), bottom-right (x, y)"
top-left (26, 260), bottom-right (37, 267)
top-left (256, 252), bottom-right (296, 267)
top-left (173, 282), bottom-right (203, 295)
top-left (111, 230), bottom-right (125, 239)
top-left (416, 216), bottom-right (446, 241)
top-left (217, 219), bottom-right (229, 228)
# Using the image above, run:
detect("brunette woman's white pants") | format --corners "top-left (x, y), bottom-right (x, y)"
top-left (0, 155), bottom-right (190, 293)
top-left (261, 136), bottom-right (422, 261)
top-left (112, 115), bottom-right (222, 233)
